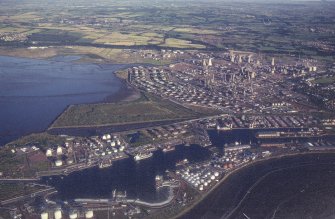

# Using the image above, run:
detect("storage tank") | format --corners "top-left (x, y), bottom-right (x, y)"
top-left (85, 210), bottom-right (94, 219)
top-left (56, 147), bottom-right (63, 155)
top-left (46, 149), bottom-right (52, 157)
top-left (54, 209), bottom-right (62, 219)
top-left (40, 212), bottom-right (48, 219)
top-left (55, 160), bottom-right (63, 167)
top-left (69, 211), bottom-right (78, 219)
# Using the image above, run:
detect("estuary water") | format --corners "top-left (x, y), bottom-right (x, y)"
top-left (42, 145), bottom-right (211, 202)
top-left (180, 152), bottom-right (335, 219)
top-left (0, 55), bottom-right (127, 146)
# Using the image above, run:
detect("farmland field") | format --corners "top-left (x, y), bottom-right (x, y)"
top-left (0, 0), bottom-right (333, 58)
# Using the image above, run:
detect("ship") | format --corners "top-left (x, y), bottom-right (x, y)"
top-left (176, 158), bottom-right (189, 166)
top-left (256, 131), bottom-right (280, 138)
top-left (99, 159), bottom-right (113, 169)
top-left (224, 142), bottom-right (251, 152)
top-left (163, 145), bottom-right (175, 153)
top-left (216, 124), bottom-right (233, 131)
top-left (155, 175), bottom-right (163, 188)
top-left (134, 152), bottom-right (153, 161)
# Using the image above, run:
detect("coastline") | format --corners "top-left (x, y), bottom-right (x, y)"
top-left (173, 150), bottom-right (335, 219)
top-left (46, 71), bottom-right (140, 131)
top-left (0, 55), bottom-right (138, 147)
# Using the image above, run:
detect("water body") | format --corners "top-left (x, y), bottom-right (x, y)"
top-left (43, 128), bottom-right (335, 217)
top-left (208, 128), bottom-right (335, 150)
top-left (43, 131), bottom-right (252, 204)
top-left (180, 153), bottom-right (335, 219)
top-left (0, 55), bottom-right (128, 146)
top-left (42, 145), bottom-right (211, 202)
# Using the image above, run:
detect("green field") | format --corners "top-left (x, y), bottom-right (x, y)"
top-left (51, 94), bottom-right (201, 128)
top-left (315, 76), bottom-right (335, 84)
top-left (162, 38), bottom-right (205, 49)
top-left (6, 133), bottom-right (65, 149)
top-left (1, 1), bottom-right (334, 57)
top-left (0, 182), bottom-right (45, 201)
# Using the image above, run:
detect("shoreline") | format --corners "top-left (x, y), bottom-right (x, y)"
top-left (46, 73), bottom-right (140, 131)
top-left (1, 55), bottom-right (140, 147)
top-left (173, 150), bottom-right (335, 219)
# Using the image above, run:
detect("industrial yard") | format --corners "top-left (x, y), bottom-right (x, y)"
top-left (1, 47), bottom-right (335, 218)
top-left (0, 0), bottom-right (334, 218)
top-left (1, 109), bottom-right (335, 218)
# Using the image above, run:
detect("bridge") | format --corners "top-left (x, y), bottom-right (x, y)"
top-left (75, 185), bottom-right (178, 209)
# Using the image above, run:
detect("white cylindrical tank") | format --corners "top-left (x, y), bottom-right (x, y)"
top-left (214, 172), bottom-right (219, 177)
top-left (46, 149), bottom-right (52, 157)
top-left (56, 147), bottom-right (63, 155)
top-left (85, 210), bottom-right (94, 219)
top-left (54, 210), bottom-right (62, 219)
top-left (69, 212), bottom-right (78, 219)
top-left (41, 212), bottom-right (48, 219)
top-left (55, 160), bottom-right (63, 167)
top-left (111, 141), bottom-right (116, 147)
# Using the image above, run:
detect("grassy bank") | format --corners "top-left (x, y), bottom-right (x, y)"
top-left (50, 93), bottom-right (203, 129)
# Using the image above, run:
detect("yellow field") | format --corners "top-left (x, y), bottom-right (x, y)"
top-left (22, 29), bottom-right (42, 35)
top-left (72, 46), bottom-right (128, 59)
top-left (93, 32), bottom-right (164, 46)
top-left (5, 12), bottom-right (42, 22)
top-left (173, 27), bottom-right (219, 35)
top-left (0, 26), bottom-right (30, 33)
top-left (128, 24), bottom-right (175, 32)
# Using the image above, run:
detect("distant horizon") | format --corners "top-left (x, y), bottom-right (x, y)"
top-left (1, 0), bottom-right (335, 2)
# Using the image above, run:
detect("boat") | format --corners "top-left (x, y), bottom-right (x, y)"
top-left (134, 152), bottom-right (153, 161)
top-left (216, 124), bottom-right (232, 131)
top-left (176, 159), bottom-right (189, 166)
top-left (162, 145), bottom-right (175, 153)
top-left (99, 159), bottom-right (113, 169)
top-left (224, 142), bottom-right (251, 152)
top-left (256, 131), bottom-right (280, 138)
